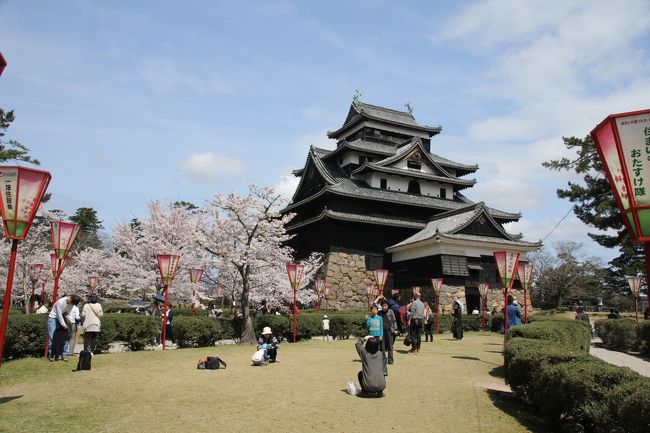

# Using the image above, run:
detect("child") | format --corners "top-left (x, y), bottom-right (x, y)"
top-left (351, 336), bottom-right (386, 397)
top-left (322, 315), bottom-right (330, 341)
top-left (364, 304), bottom-right (383, 340)
top-left (257, 327), bottom-right (280, 363)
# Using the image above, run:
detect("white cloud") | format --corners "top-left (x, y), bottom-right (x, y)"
top-left (273, 174), bottom-right (300, 199)
top-left (181, 152), bottom-right (243, 184)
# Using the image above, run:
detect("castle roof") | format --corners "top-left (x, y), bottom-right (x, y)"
top-left (387, 202), bottom-right (540, 251)
top-left (327, 101), bottom-right (442, 139)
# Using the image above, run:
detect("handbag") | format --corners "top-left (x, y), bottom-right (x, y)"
top-left (403, 334), bottom-right (412, 346)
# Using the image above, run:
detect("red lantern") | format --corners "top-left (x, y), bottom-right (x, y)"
top-left (157, 254), bottom-right (181, 350)
top-left (88, 275), bottom-right (99, 293)
top-left (516, 263), bottom-right (533, 324)
top-left (0, 167), bottom-right (51, 240)
top-left (51, 221), bottom-right (80, 260)
top-left (373, 269), bottom-right (388, 291)
top-left (478, 283), bottom-right (490, 332)
top-left (494, 251), bottom-right (520, 334)
top-left (628, 275), bottom-right (643, 324)
top-left (189, 268), bottom-right (203, 284)
top-left (315, 279), bottom-right (324, 312)
top-left (431, 278), bottom-right (443, 335)
top-left (286, 263), bottom-right (304, 343)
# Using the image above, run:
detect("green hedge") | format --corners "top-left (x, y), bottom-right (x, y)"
top-left (95, 314), bottom-right (161, 353)
top-left (2, 314), bottom-right (48, 360)
top-left (504, 319), bottom-right (650, 432)
top-left (595, 319), bottom-right (647, 353)
top-left (256, 312), bottom-right (367, 341)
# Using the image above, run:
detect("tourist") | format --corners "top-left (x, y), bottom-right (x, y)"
top-left (165, 305), bottom-right (175, 347)
top-left (575, 306), bottom-right (590, 323)
top-left (322, 314), bottom-right (330, 341)
top-left (257, 327), bottom-right (280, 363)
top-left (50, 312), bottom-right (69, 362)
top-left (423, 302), bottom-right (434, 342)
top-left (452, 299), bottom-right (463, 340)
top-left (47, 294), bottom-right (81, 359)
top-left (81, 293), bottom-right (103, 354)
top-left (352, 335), bottom-right (386, 397)
top-left (63, 300), bottom-right (81, 358)
top-left (501, 295), bottom-right (522, 332)
top-left (256, 300), bottom-right (270, 318)
top-left (35, 300), bottom-right (49, 315)
top-left (377, 299), bottom-right (397, 364)
top-left (364, 304), bottom-right (383, 341)
top-left (388, 295), bottom-right (401, 327)
top-left (408, 292), bottom-right (424, 354)
top-left (607, 308), bottom-right (618, 319)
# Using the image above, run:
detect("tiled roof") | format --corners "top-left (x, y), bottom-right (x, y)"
top-left (352, 164), bottom-right (476, 188)
top-left (387, 202), bottom-right (540, 250)
top-left (284, 147), bottom-right (520, 221)
top-left (286, 208), bottom-right (427, 231)
top-left (328, 102), bottom-right (442, 138)
top-left (429, 152), bottom-right (478, 172)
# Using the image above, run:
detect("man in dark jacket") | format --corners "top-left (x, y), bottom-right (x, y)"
top-left (377, 298), bottom-right (397, 364)
top-left (355, 336), bottom-right (386, 396)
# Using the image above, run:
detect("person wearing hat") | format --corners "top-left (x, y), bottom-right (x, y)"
top-left (257, 327), bottom-right (280, 363)
top-left (322, 315), bottom-right (330, 341)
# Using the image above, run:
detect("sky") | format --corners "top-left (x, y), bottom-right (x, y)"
top-left (1, 0), bottom-right (650, 261)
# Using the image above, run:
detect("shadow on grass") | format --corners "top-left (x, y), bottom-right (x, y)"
top-left (452, 355), bottom-right (500, 366)
top-left (395, 349), bottom-right (411, 354)
top-left (0, 395), bottom-right (22, 404)
top-left (487, 389), bottom-right (552, 433)
top-left (486, 350), bottom-right (503, 354)
top-left (489, 365), bottom-right (505, 379)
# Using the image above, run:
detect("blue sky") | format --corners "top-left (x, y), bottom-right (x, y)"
top-left (1, 0), bottom-right (650, 260)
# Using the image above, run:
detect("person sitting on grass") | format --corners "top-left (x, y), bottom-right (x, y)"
top-left (257, 327), bottom-right (280, 363)
top-left (352, 336), bottom-right (386, 397)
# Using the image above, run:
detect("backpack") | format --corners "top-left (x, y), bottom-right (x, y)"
top-left (197, 356), bottom-right (227, 370)
top-left (251, 349), bottom-right (266, 365)
top-left (77, 350), bottom-right (92, 371)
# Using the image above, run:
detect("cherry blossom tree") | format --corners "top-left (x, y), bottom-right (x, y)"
top-left (200, 185), bottom-right (322, 343)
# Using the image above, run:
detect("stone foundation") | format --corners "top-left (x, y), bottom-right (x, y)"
top-left (320, 252), bottom-right (534, 314)
top-left (322, 252), bottom-right (375, 310)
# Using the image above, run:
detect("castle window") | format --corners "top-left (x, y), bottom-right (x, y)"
top-left (407, 160), bottom-right (421, 170)
top-left (408, 180), bottom-right (421, 194)
top-left (440, 188), bottom-right (447, 199)
top-left (380, 178), bottom-right (387, 189)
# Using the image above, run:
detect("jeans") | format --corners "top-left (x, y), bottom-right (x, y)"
top-left (47, 317), bottom-right (57, 357)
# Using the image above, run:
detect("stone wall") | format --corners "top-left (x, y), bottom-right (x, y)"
top-left (321, 252), bottom-right (375, 310)
top-left (320, 252), bottom-right (534, 314)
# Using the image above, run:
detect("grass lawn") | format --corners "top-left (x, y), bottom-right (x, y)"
top-left (0, 332), bottom-right (550, 433)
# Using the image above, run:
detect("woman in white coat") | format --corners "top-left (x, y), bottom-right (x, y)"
top-left (81, 293), bottom-right (103, 354)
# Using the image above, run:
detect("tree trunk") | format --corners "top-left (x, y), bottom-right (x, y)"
top-left (238, 265), bottom-right (257, 344)
top-left (240, 316), bottom-right (256, 344)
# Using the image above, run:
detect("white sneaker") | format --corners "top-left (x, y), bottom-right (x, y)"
top-left (347, 380), bottom-right (358, 396)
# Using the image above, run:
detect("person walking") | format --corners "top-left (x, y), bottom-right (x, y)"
top-left (501, 295), bottom-right (522, 332)
top-left (47, 295), bottom-right (81, 360)
top-left (452, 299), bottom-right (463, 340)
top-left (423, 302), bottom-right (434, 342)
top-left (81, 293), bottom-right (103, 354)
top-left (408, 292), bottom-right (425, 354)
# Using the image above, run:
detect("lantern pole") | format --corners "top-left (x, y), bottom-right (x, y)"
top-left (286, 263), bottom-right (304, 343)
top-left (0, 240), bottom-right (19, 366)
top-left (431, 278), bottom-right (443, 335)
top-left (494, 251), bottom-right (520, 335)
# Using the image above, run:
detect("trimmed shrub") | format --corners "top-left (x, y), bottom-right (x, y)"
top-left (95, 314), bottom-right (159, 353)
top-left (596, 319), bottom-right (639, 352)
top-left (174, 316), bottom-right (222, 347)
top-left (490, 313), bottom-right (503, 332)
top-left (3, 314), bottom-right (48, 360)
top-left (328, 313), bottom-right (365, 340)
top-left (504, 317), bottom-right (650, 433)
top-left (637, 322), bottom-right (650, 354)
